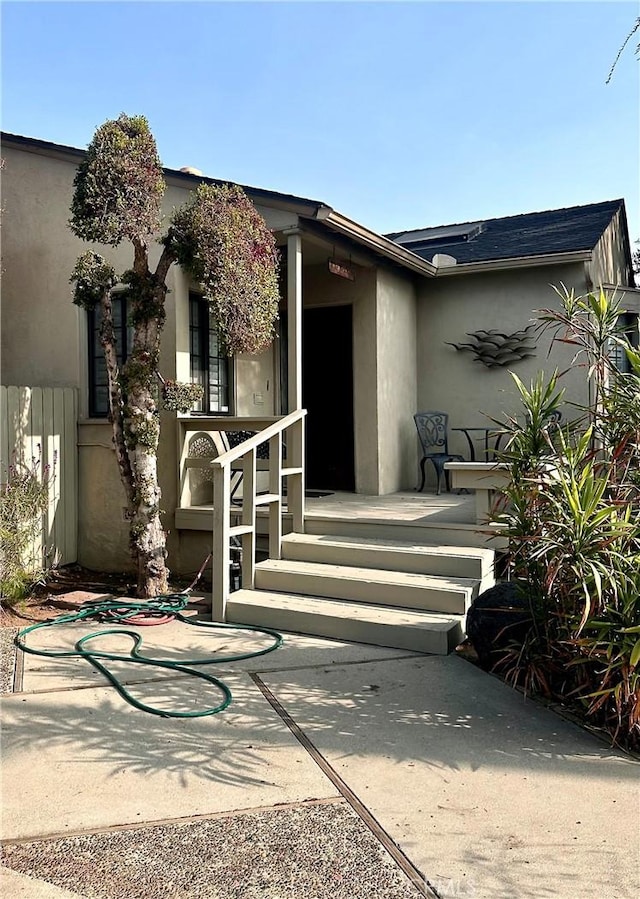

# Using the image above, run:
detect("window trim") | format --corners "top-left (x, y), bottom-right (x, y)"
top-left (87, 291), bottom-right (131, 418)
top-left (189, 292), bottom-right (233, 415)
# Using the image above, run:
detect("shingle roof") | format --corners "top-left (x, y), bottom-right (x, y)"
top-left (0, 131), bottom-right (328, 215)
top-left (385, 199), bottom-right (625, 264)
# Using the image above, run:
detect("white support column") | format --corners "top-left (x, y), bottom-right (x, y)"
top-left (212, 465), bottom-right (231, 621)
top-left (286, 230), bottom-right (303, 412)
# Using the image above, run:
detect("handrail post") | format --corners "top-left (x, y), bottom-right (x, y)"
top-left (269, 433), bottom-right (283, 559)
top-left (289, 415), bottom-right (305, 533)
top-left (212, 464), bottom-right (230, 621)
top-left (241, 448), bottom-right (257, 588)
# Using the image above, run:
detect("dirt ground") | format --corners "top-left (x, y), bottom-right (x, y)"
top-left (0, 565), bottom-right (194, 628)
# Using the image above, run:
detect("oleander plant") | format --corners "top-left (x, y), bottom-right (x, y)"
top-left (492, 286), bottom-right (640, 750)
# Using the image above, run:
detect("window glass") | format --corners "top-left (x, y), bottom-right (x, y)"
top-left (88, 293), bottom-right (129, 417)
top-left (189, 293), bottom-right (231, 413)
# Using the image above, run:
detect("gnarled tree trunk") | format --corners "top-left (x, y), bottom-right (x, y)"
top-left (100, 242), bottom-right (174, 597)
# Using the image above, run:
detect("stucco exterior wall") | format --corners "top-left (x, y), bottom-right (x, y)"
top-left (302, 262), bottom-right (379, 494)
top-left (416, 263), bottom-right (591, 478)
top-left (587, 208), bottom-right (633, 290)
top-left (1, 147), bottom-right (85, 389)
top-left (375, 267), bottom-right (417, 494)
top-left (1, 140), bottom-right (286, 573)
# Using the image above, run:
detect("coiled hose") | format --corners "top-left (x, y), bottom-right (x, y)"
top-left (15, 592), bottom-right (283, 718)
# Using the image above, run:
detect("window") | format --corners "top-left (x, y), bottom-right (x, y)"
top-left (87, 293), bottom-right (132, 417)
top-left (609, 313), bottom-right (639, 374)
top-left (88, 291), bottom-right (231, 417)
top-left (189, 293), bottom-right (231, 413)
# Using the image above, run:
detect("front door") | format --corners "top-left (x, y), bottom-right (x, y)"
top-left (302, 305), bottom-right (355, 491)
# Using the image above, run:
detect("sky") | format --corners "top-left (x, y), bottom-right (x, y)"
top-left (2, 1), bottom-right (639, 242)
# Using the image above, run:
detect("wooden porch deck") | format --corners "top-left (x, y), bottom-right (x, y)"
top-left (176, 488), bottom-right (503, 550)
top-left (302, 489), bottom-right (503, 549)
top-left (304, 489), bottom-right (476, 525)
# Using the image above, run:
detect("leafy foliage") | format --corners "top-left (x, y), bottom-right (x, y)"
top-left (70, 252), bottom-right (118, 310)
top-left (69, 114), bottom-right (164, 246)
top-left (0, 452), bottom-right (54, 603)
top-left (493, 286), bottom-right (640, 750)
top-left (68, 115), bottom-right (280, 596)
top-left (160, 380), bottom-right (204, 414)
top-left (169, 184), bottom-right (280, 354)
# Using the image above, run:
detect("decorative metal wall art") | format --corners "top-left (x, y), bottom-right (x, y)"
top-left (446, 324), bottom-right (537, 367)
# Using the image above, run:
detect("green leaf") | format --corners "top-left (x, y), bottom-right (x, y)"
top-left (629, 639), bottom-right (640, 668)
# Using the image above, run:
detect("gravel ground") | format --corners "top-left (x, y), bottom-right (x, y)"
top-left (0, 627), bottom-right (18, 693)
top-left (2, 801), bottom-right (423, 899)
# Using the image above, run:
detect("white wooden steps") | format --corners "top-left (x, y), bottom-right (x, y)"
top-left (226, 531), bottom-right (495, 655)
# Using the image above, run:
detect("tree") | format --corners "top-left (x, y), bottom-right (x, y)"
top-left (69, 115), bottom-right (280, 597)
top-left (606, 16), bottom-right (639, 83)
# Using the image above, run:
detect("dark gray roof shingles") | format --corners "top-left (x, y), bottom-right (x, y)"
top-left (385, 199), bottom-right (624, 264)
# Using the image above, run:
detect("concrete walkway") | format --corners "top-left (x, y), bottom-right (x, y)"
top-left (1, 614), bottom-right (638, 898)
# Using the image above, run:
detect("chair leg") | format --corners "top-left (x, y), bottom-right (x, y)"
top-left (417, 457), bottom-right (427, 492)
top-left (431, 460), bottom-right (443, 495)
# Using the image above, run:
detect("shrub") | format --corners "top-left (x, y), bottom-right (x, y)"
top-left (0, 451), bottom-right (54, 604)
top-left (493, 286), bottom-right (640, 750)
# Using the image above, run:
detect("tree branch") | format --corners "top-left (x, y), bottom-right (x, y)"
top-left (154, 240), bottom-right (176, 286)
top-left (606, 18), bottom-right (640, 84)
top-left (132, 236), bottom-right (149, 277)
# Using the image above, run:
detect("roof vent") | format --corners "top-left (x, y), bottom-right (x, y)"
top-left (432, 253), bottom-right (457, 267)
top-left (395, 221), bottom-right (485, 249)
top-left (179, 166), bottom-right (203, 176)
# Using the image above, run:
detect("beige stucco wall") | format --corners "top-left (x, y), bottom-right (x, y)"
top-left (1, 140), bottom-right (286, 573)
top-left (302, 262), bottom-right (380, 494)
top-left (1, 148), bottom-right (85, 389)
top-left (375, 267), bottom-right (417, 494)
top-left (299, 260), bottom-right (417, 495)
top-left (587, 209), bottom-right (633, 290)
top-left (416, 263), bottom-right (591, 481)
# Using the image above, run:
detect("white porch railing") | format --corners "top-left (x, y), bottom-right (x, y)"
top-left (177, 411), bottom-right (306, 620)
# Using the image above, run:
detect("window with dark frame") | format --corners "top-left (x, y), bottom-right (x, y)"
top-left (610, 313), bottom-right (639, 373)
top-left (87, 293), bottom-right (132, 418)
top-left (189, 292), bottom-right (231, 414)
top-left (88, 292), bottom-right (231, 417)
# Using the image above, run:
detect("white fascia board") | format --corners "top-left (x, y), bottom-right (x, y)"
top-left (433, 250), bottom-right (592, 276)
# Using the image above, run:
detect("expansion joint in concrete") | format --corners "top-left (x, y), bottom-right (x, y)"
top-left (251, 672), bottom-right (442, 899)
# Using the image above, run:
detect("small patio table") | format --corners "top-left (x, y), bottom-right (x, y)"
top-left (452, 427), bottom-right (506, 462)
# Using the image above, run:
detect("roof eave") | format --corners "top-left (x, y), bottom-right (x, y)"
top-left (320, 210), bottom-right (437, 276)
top-left (0, 131), bottom-right (329, 219)
top-left (433, 250), bottom-right (593, 276)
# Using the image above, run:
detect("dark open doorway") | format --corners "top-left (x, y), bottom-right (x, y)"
top-left (303, 305), bottom-right (355, 491)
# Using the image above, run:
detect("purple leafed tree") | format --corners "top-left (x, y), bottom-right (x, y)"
top-left (69, 114), bottom-right (280, 597)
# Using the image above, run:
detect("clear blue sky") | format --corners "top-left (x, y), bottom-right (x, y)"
top-left (2, 1), bottom-right (639, 241)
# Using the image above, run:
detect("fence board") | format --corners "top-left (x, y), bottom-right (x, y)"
top-left (0, 386), bottom-right (78, 571)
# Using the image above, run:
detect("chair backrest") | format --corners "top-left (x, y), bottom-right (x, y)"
top-left (226, 429), bottom-right (271, 460)
top-left (414, 412), bottom-right (451, 454)
top-left (546, 410), bottom-right (562, 427)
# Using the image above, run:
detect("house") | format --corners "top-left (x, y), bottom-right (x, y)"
top-left (1, 130), bottom-right (638, 649)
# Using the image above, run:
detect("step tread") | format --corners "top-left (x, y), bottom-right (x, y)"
top-left (256, 558), bottom-right (477, 592)
top-left (282, 532), bottom-right (493, 560)
top-left (228, 589), bottom-right (463, 630)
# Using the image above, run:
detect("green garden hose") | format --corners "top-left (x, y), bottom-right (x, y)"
top-left (15, 592), bottom-right (283, 718)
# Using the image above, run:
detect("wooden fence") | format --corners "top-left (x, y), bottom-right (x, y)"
top-left (0, 386), bottom-right (78, 569)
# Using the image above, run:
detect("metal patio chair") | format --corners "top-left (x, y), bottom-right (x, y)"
top-left (414, 411), bottom-right (465, 495)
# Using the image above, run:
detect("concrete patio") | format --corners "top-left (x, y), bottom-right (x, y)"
top-left (1, 612), bottom-right (638, 898)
